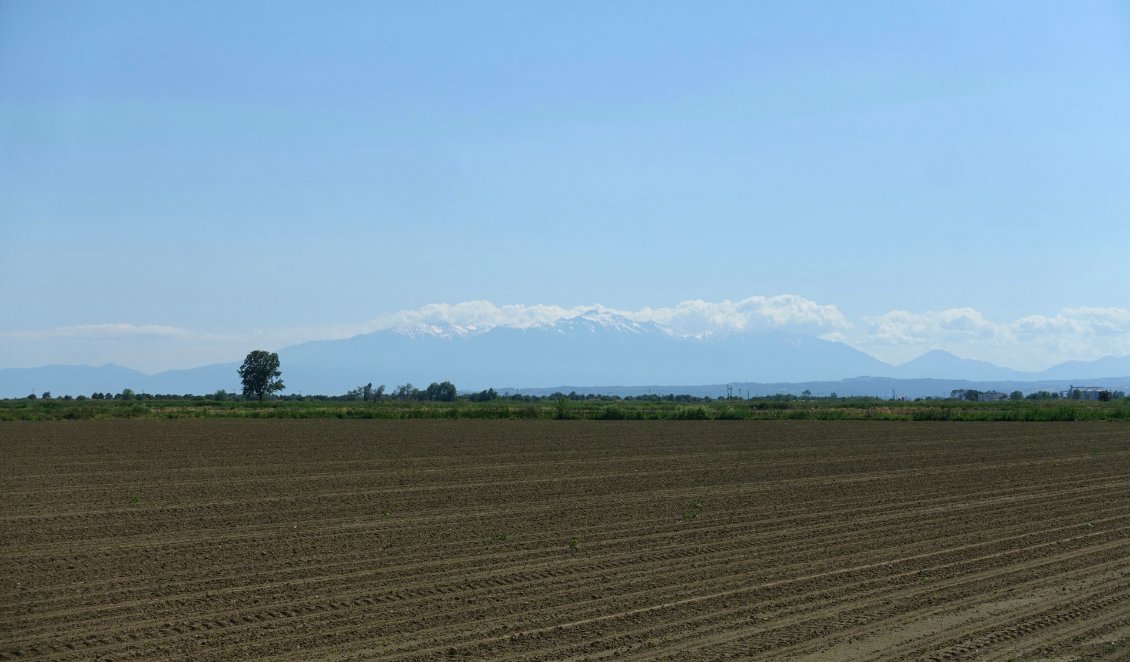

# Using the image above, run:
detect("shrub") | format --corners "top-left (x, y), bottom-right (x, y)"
top-left (672, 405), bottom-right (711, 420)
top-left (911, 408), bottom-right (954, 421)
top-left (595, 405), bottom-right (626, 420)
top-left (716, 407), bottom-right (745, 420)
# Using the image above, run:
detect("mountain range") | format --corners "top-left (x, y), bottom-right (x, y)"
top-left (3, 311), bottom-right (1129, 398)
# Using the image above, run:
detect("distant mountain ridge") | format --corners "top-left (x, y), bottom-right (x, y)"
top-left (887, 350), bottom-right (1030, 381)
top-left (2, 313), bottom-right (1129, 398)
top-left (273, 313), bottom-right (890, 394)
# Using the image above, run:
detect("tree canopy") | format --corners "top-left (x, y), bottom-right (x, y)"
top-left (238, 350), bottom-right (284, 401)
top-left (425, 381), bottom-right (457, 402)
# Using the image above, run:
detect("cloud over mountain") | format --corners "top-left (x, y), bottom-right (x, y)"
top-left (3, 297), bottom-right (1129, 375)
top-left (367, 295), bottom-right (851, 339)
top-left (861, 306), bottom-right (1130, 370)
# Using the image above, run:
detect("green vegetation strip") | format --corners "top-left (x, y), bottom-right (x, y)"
top-left (2, 398), bottom-right (1129, 422)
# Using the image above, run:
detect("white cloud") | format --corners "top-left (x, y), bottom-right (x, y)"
top-left (857, 307), bottom-right (1130, 370)
top-left (632, 295), bottom-right (851, 337)
top-left (364, 294), bottom-right (852, 338)
top-left (366, 301), bottom-right (593, 335)
top-left (869, 308), bottom-right (997, 346)
top-left (1061, 307), bottom-right (1130, 335)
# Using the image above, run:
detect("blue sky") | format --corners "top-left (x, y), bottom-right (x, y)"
top-left (2, 1), bottom-right (1129, 372)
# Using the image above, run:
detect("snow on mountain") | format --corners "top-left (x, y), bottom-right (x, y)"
top-left (390, 320), bottom-right (482, 339)
top-left (389, 309), bottom-right (667, 338)
top-left (529, 310), bottom-right (665, 336)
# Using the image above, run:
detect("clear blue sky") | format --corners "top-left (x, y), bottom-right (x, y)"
top-left (2, 1), bottom-right (1129, 371)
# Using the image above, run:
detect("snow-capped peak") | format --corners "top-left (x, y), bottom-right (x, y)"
top-left (530, 310), bottom-right (663, 336)
top-left (388, 306), bottom-right (669, 338)
top-left (391, 321), bottom-right (481, 339)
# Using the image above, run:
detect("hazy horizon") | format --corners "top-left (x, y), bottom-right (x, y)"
top-left (2, 296), bottom-right (1130, 374)
top-left (3, 2), bottom-right (1129, 375)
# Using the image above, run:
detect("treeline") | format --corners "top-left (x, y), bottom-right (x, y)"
top-left (16, 381), bottom-right (465, 404)
top-left (948, 389), bottom-right (1126, 402)
top-left (11, 386), bottom-right (1130, 406)
top-left (4, 392), bottom-right (1130, 422)
top-left (337, 381), bottom-right (458, 402)
top-left (8, 385), bottom-right (824, 404)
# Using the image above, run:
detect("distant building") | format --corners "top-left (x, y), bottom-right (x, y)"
top-left (978, 390), bottom-right (1009, 402)
top-left (1065, 386), bottom-right (1111, 401)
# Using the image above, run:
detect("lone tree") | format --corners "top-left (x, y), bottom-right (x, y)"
top-left (425, 381), bottom-right (457, 402)
top-left (239, 350), bottom-right (284, 401)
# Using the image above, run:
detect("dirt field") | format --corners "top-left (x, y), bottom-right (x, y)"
top-left (2, 420), bottom-right (1129, 660)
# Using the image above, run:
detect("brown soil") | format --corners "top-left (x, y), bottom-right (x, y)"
top-left (2, 420), bottom-right (1129, 660)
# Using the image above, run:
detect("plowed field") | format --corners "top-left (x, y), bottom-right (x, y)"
top-left (2, 420), bottom-right (1129, 660)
